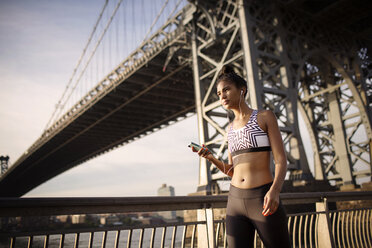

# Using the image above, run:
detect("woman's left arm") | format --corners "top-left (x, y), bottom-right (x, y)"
top-left (261, 110), bottom-right (287, 216)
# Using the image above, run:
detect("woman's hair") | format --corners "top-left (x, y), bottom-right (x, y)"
top-left (217, 65), bottom-right (248, 97)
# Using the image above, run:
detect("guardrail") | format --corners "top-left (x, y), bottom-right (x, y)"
top-left (1, 191), bottom-right (372, 248)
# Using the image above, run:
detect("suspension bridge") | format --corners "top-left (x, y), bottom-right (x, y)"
top-left (0, 0), bottom-right (371, 197)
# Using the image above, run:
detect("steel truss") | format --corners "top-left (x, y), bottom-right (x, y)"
top-left (188, 0), bottom-right (372, 191)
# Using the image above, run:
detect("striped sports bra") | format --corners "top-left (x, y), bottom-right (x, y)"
top-left (227, 110), bottom-right (271, 157)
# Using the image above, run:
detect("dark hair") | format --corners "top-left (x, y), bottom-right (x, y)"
top-left (216, 65), bottom-right (248, 97)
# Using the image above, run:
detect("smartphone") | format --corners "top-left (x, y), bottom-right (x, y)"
top-left (188, 142), bottom-right (203, 152)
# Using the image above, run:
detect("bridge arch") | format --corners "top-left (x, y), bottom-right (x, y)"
top-left (297, 50), bottom-right (372, 187)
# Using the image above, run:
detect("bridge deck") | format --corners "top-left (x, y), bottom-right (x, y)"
top-left (1, 59), bottom-right (195, 196)
top-left (0, 3), bottom-right (197, 196)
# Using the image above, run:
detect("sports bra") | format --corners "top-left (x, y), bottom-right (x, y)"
top-left (227, 110), bottom-right (271, 157)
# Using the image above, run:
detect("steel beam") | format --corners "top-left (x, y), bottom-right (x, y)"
top-left (191, 21), bottom-right (212, 192)
top-left (190, 0), bottom-right (371, 189)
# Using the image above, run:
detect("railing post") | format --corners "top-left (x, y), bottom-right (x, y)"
top-left (205, 207), bottom-right (216, 248)
top-left (316, 197), bottom-right (336, 248)
top-left (10, 237), bottom-right (15, 248)
top-left (196, 205), bottom-right (216, 248)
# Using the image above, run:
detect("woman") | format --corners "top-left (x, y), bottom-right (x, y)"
top-left (192, 65), bottom-right (291, 247)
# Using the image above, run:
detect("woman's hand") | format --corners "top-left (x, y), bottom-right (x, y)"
top-left (191, 144), bottom-right (214, 160)
top-left (262, 188), bottom-right (280, 216)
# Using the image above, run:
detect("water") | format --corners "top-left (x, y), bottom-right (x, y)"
top-left (8, 227), bottom-right (186, 248)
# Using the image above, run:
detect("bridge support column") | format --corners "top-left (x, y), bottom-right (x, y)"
top-left (188, 0), bottom-right (371, 193)
top-left (237, 0), bottom-right (313, 178)
top-left (328, 90), bottom-right (355, 187)
top-left (237, 0), bottom-right (260, 110)
top-left (316, 198), bottom-right (336, 248)
top-left (191, 18), bottom-right (215, 248)
top-left (191, 22), bottom-right (212, 193)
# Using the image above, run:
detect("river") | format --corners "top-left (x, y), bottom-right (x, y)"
top-left (9, 227), bottom-right (186, 248)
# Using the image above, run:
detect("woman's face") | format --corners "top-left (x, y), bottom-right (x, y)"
top-left (216, 80), bottom-right (241, 110)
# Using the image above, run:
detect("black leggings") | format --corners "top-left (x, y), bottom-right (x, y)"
top-left (226, 183), bottom-right (291, 248)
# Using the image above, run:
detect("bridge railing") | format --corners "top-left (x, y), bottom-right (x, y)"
top-left (1, 191), bottom-right (372, 248)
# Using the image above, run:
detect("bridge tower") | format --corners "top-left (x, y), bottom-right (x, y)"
top-left (0, 156), bottom-right (9, 175)
top-left (189, 0), bottom-right (372, 193)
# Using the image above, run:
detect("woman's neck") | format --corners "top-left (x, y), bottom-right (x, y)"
top-left (231, 102), bottom-right (252, 121)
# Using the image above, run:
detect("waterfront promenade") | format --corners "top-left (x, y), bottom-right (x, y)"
top-left (1, 190), bottom-right (372, 248)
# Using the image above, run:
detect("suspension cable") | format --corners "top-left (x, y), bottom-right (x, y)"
top-left (45, 0), bottom-right (184, 133)
top-left (44, 0), bottom-right (109, 132)
top-left (165, 0), bottom-right (183, 25)
top-left (45, 0), bottom-right (124, 132)
top-left (142, 0), bottom-right (183, 43)
top-left (141, 0), bottom-right (170, 43)
top-left (63, 0), bottom-right (124, 118)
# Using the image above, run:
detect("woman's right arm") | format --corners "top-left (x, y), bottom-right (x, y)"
top-left (207, 153), bottom-right (234, 177)
top-left (194, 145), bottom-right (234, 177)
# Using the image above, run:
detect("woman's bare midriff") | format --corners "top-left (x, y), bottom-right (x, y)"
top-left (230, 151), bottom-right (273, 189)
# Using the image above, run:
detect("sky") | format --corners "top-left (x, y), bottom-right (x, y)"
top-left (0, 0), bottom-right (201, 197)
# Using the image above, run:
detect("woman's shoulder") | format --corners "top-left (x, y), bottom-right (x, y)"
top-left (256, 109), bottom-right (277, 123)
top-left (257, 109), bottom-right (273, 116)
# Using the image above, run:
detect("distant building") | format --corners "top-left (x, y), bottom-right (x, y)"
top-left (55, 215), bottom-right (69, 223)
top-left (100, 214), bottom-right (120, 225)
top-left (157, 183), bottom-right (176, 220)
top-left (176, 210), bottom-right (184, 219)
top-left (72, 214), bottom-right (86, 224)
top-left (158, 183), bottom-right (175, 197)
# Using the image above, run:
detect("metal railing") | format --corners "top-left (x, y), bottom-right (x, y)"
top-left (1, 191), bottom-right (372, 248)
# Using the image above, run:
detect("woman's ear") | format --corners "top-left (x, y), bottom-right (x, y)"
top-left (241, 87), bottom-right (247, 96)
